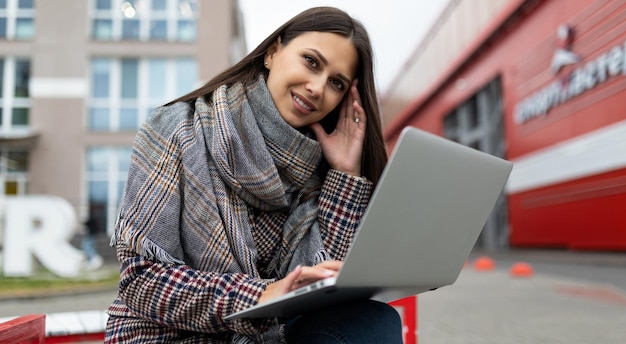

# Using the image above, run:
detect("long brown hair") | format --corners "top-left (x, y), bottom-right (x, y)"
top-left (167, 7), bottom-right (388, 185)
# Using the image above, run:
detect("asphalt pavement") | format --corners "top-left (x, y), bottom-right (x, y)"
top-left (1, 248), bottom-right (625, 343)
top-left (418, 250), bottom-right (626, 343)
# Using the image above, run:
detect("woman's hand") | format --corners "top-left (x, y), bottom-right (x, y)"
top-left (258, 261), bottom-right (343, 305)
top-left (310, 80), bottom-right (366, 177)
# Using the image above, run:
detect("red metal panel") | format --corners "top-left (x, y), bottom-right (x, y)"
top-left (0, 314), bottom-right (46, 344)
top-left (509, 168), bottom-right (626, 249)
top-left (45, 333), bottom-right (105, 343)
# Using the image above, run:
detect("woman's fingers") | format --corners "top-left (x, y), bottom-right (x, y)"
top-left (291, 261), bottom-right (343, 290)
top-left (340, 80), bottom-right (358, 123)
top-left (261, 262), bottom-right (344, 301)
top-left (315, 260), bottom-right (343, 272)
top-left (352, 99), bottom-right (365, 126)
top-left (260, 265), bottom-right (303, 303)
top-left (285, 265), bottom-right (303, 285)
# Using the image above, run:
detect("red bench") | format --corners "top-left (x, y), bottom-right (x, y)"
top-left (0, 297), bottom-right (417, 343)
top-left (390, 295), bottom-right (418, 344)
top-left (0, 314), bottom-right (46, 344)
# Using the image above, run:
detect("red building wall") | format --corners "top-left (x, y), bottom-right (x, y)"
top-left (386, 0), bottom-right (626, 250)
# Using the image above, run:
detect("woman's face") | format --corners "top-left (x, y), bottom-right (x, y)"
top-left (265, 31), bottom-right (358, 128)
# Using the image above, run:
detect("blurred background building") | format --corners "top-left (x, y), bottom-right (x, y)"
top-left (0, 0), bottom-right (245, 244)
top-left (1, 0), bottom-right (624, 266)
top-left (382, 0), bottom-right (626, 251)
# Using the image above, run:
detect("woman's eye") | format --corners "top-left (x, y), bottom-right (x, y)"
top-left (330, 79), bottom-right (345, 90)
top-left (304, 55), bottom-right (318, 68)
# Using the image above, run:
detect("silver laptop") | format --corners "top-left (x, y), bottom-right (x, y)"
top-left (226, 126), bottom-right (513, 320)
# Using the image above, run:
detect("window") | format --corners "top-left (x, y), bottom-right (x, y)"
top-left (443, 78), bottom-right (503, 154)
top-left (0, 148), bottom-right (29, 195)
top-left (0, 57), bottom-right (31, 131)
top-left (92, 0), bottom-right (197, 42)
top-left (88, 57), bottom-right (197, 131)
top-left (0, 0), bottom-right (35, 40)
top-left (443, 77), bottom-right (507, 250)
top-left (86, 147), bottom-right (132, 235)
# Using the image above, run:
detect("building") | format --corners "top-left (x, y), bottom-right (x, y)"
top-left (0, 0), bottom-right (246, 236)
top-left (382, 0), bottom-right (626, 251)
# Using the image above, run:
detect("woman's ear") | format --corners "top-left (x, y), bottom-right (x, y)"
top-left (264, 37), bottom-right (282, 69)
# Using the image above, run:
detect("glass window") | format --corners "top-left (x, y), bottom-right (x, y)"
top-left (118, 153), bottom-right (132, 174)
top-left (11, 107), bottom-right (28, 125)
top-left (7, 150), bottom-right (28, 172)
top-left (150, 19), bottom-right (167, 40)
top-left (17, 0), bottom-right (32, 8)
top-left (444, 113), bottom-right (459, 142)
top-left (0, 149), bottom-right (29, 196)
top-left (0, 58), bottom-right (3, 96)
top-left (14, 17), bottom-right (33, 39)
top-left (89, 57), bottom-right (197, 132)
top-left (1, 57), bottom-right (31, 131)
top-left (117, 148), bottom-right (132, 172)
top-left (89, 181), bottom-right (108, 202)
top-left (148, 59), bottom-right (166, 99)
top-left (95, 0), bottom-right (111, 10)
top-left (177, 20), bottom-right (195, 41)
top-left (88, 147), bottom-right (108, 172)
top-left (443, 78), bottom-right (506, 249)
top-left (92, 0), bottom-right (197, 41)
top-left (87, 147), bottom-right (132, 235)
top-left (0, 0), bottom-right (7, 38)
top-left (0, 18), bottom-right (6, 38)
top-left (176, 58), bottom-right (196, 96)
top-left (467, 98), bottom-right (479, 129)
top-left (119, 107), bottom-right (138, 130)
top-left (152, 0), bottom-right (166, 10)
top-left (1, 0), bottom-right (35, 40)
top-left (91, 59), bottom-right (110, 98)
top-left (93, 19), bottom-right (112, 40)
top-left (14, 59), bottom-right (29, 97)
top-left (120, 59), bottom-right (138, 98)
top-left (89, 108), bottom-right (110, 131)
top-left (178, 0), bottom-right (197, 17)
top-left (122, 19), bottom-right (140, 39)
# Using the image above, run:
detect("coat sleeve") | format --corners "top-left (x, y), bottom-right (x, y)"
top-left (317, 169), bottom-right (373, 260)
top-left (113, 244), bottom-right (275, 335)
top-left (110, 105), bottom-right (274, 336)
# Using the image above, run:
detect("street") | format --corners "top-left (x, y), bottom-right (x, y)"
top-left (1, 250), bottom-right (625, 343)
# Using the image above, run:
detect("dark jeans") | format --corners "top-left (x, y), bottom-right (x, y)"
top-left (284, 299), bottom-right (403, 344)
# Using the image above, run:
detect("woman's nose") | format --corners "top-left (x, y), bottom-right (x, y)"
top-left (305, 77), bottom-right (325, 97)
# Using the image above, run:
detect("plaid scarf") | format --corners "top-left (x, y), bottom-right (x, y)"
top-left (113, 75), bottom-right (324, 283)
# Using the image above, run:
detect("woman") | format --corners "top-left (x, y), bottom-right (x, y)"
top-left (105, 6), bottom-right (401, 343)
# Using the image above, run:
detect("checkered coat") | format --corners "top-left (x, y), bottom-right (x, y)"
top-left (105, 78), bottom-right (373, 343)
